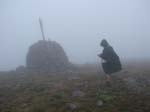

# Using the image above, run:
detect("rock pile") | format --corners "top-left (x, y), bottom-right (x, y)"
top-left (26, 40), bottom-right (71, 72)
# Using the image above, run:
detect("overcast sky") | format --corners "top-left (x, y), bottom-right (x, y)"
top-left (0, 0), bottom-right (150, 70)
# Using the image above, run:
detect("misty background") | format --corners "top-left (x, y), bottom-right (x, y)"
top-left (0, 0), bottom-right (150, 70)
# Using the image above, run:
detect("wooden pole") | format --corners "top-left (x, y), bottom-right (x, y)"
top-left (39, 18), bottom-right (46, 41)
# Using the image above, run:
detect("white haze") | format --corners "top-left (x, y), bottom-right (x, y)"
top-left (0, 0), bottom-right (150, 70)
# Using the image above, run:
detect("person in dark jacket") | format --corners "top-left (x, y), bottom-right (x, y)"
top-left (98, 39), bottom-right (122, 82)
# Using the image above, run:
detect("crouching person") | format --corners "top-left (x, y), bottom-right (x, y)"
top-left (98, 39), bottom-right (122, 83)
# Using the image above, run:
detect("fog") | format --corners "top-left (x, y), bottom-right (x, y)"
top-left (0, 0), bottom-right (150, 70)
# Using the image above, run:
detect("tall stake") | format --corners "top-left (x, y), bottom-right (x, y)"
top-left (39, 18), bottom-right (46, 41)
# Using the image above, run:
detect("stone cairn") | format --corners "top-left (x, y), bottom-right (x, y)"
top-left (26, 40), bottom-right (71, 72)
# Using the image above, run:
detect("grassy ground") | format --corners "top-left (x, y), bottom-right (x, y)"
top-left (0, 63), bottom-right (150, 112)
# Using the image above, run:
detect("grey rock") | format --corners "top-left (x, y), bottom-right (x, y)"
top-left (97, 100), bottom-right (103, 107)
top-left (72, 90), bottom-right (85, 97)
top-left (68, 76), bottom-right (80, 81)
top-left (16, 65), bottom-right (26, 73)
top-left (66, 103), bottom-right (77, 110)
